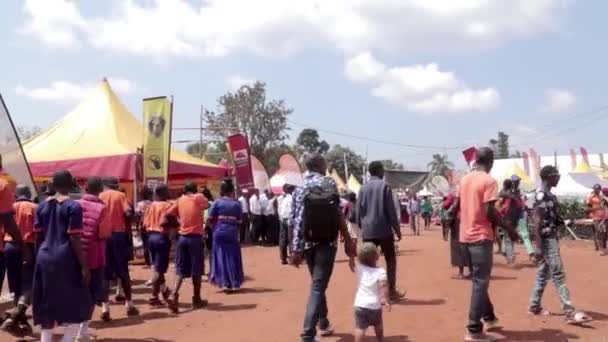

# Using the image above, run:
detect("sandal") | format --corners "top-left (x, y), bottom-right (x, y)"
top-left (167, 295), bottom-right (179, 314)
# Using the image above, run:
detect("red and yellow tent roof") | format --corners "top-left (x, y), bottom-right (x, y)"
top-left (24, 79), bottom-right (227, 181)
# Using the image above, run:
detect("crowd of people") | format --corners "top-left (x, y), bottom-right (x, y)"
top-left (0, 147), bottom-right (603, 341)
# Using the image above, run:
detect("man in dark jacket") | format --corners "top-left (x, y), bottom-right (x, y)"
top-left (357, 161), bottom-right (404, 300)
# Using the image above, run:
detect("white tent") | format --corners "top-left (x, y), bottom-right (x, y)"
top-left (552, 173), bottom-right (592, 197)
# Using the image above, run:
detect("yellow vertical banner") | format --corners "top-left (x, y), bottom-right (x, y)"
top-left (142, 96), bottom-right (172, 184)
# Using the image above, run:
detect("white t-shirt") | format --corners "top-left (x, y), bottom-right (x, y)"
top-left (279, 193), bottom-right (293, 220)
top-left (238, 196), bottom-right (249, 214)
top-left (249, 194), bottom-right (261, 215)
top-left (259, 193), bottom-right (269, 216)
top-left (354, 265), bottom-right (387, 310)
top-left (266, 197), bottom-right (277, 216)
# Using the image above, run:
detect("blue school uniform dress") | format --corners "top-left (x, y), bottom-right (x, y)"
top-left (209, 197), bottom-right (245, 290)
top-left (32, 197), bottom-right (93, 327)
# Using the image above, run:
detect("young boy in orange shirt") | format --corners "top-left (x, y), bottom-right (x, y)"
top-left (1, 185), bottom-right (36, 335)
top-left (99, 177), bottom-right (139, 319)
top-left (167, 182), bottom-right (209, 313)
top-left (143, 184), bottom-right (178, 306)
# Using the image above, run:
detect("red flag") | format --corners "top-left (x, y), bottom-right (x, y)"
top-left (462, 146), bottom-right (478, 169)
top-left (529, 148), bottom-right (541, 180)
top-left (522, 152), bottom-right (530, 176)
top-left (226, 134), bottom-right (254, 190)
top-left (569, 149), bottom-right (577, 170)
top-left (580, 147), bottom-right (590, 165)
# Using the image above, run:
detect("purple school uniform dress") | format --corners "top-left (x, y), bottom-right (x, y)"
top-left (32, 197), bottom-right (93, 327)
top-left (209, 197), bottom-right (245, 290)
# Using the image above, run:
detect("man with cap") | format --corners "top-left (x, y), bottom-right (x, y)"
top-left (586, 184), bottom-right (608, 255)
top-left (529, 165), bottom-right (592, 324)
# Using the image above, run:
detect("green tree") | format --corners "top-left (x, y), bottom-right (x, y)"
top-left (325, 144), bottom-right (364, 181)
top-left (489, 131), bottom-right (510, 159)
top-left (427, 154), bottom-right (454, 178)
top-left (203, 81), bottom-right (292, 159)
top-left (16, 126), bottom-right (41, 141)
top-left (380, 159), bottom-right (405, 171)
top-left (295, 128), bottom-right (330, 155)
top-left (185, 142), bottom-right (228, 164)
top-left (263, 144), bottom-right (299, 176)
top-left (511, 150), bottom-right (522, 158)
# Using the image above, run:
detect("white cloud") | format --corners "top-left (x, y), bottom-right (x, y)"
top-left (15, 77), bottom-right (137, 102)
top-left (20, 0), bottom-right (567, 59)
top-left (345, 52), bottom-right (500, 114)
top-left (226, 74), bottom-right (255, 91)
top-left (20, 0), bottom-right (86, 47)
top-left (542, 88), bottom-right (577, 113)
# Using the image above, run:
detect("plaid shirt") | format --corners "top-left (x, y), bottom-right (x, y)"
top-left (290, 172), bottom-right (338, 253)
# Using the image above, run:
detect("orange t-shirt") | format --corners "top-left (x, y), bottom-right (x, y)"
top-left (99, 189), bottom-right (131, 232)
top-left (0, 177), bottom-right (16, 251)
top-left (6, 200), bottom-right (37, 243)
top-left (586, 193), bottom-right (606, 221)
top-left (144, 201), bottom-right (173, 233)
top-left (459, 171), bottom-right (498, 244)
top-left (169, 194), bottom-right (209, 235)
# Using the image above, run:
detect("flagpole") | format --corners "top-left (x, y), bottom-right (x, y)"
top-left (343, 152), bottom-right (349, 182)
top-left (363, 144), bottom-right (368, 184)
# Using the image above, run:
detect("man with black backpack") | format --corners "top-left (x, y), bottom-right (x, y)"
top-left (357, 161), bottom-right (405, 301)
top-left (290, 154), bottom-right (356, 342)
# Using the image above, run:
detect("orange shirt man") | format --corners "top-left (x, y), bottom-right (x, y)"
top-left (8, 193), bottom-right (38, 244)
top-left (586, 186), bottom-right (606, 221)
top-left (169, 193), bottom-right (209, 236)
top-left (457, 147), bottom-right (518, 341)
top-left (459, 170), bottom-right (498, 244)
top-left (166, 183), bottom-right (209, 313)
top-left (99, 189), bottom-right (131, 232)
top-left (0, 175), bottom-right (16, 252)
top-left (98, 180), bottom-right (139, 316)
top-left (144, 202), bottom-right (174, 234)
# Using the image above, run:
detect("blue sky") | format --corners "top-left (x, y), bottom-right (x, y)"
top-left (2, 0), bottom-right (608, 170)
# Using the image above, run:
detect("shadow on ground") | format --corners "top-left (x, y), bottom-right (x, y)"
top-left (492, 327), bottom-right (579, 341)
top-left (394, 298), bottom-right (446, 306)
top-left (90, 311), bottom-right (171, 330)
top-left (334, 332), bottom-right (410, 341)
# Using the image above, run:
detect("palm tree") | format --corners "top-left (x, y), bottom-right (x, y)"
top-left (427, 154), bottom-right (454, 178)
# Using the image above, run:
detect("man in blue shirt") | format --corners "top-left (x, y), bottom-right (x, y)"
top-left (357, 161), bottom-right (404, 300)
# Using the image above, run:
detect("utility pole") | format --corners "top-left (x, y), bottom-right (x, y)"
top-left (199, 105), bottom-right (204, 159)
top-left (343, 152), bottom-right (349, 181)
top-left (363, 144), bottom-right (369, 184)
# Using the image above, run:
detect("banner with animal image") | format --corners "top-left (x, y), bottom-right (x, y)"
top-left (143, 96), bottom-right (172, 185)
top-left (0, 94), bottom-right (36, 195)
top-left (226, 134), bottom-right (254, 190)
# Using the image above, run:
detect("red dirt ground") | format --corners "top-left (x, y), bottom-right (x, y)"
top-left (2, 225), bottom-right (607, 341)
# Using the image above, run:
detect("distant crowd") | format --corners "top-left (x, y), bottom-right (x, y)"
top-left (0, 148), bottom-right (603, 342)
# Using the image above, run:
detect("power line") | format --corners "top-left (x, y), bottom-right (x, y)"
top-left (288, 119), bottom-right (466, 151)
top-left (510, 106), bottom-right (608, 149)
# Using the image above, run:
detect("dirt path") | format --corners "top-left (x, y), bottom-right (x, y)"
top-left (3, 225), bottom-right (608, 341)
